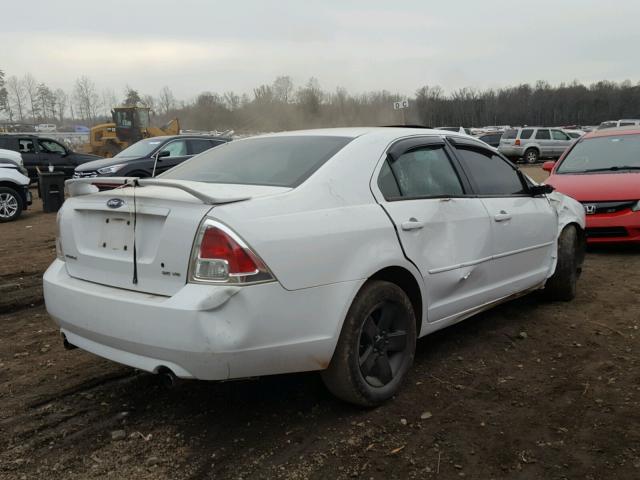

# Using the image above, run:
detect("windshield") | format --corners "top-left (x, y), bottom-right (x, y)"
top-left (115, 138), bottom-right (164, 158)
top-left (160, 135), bottom-right (352, 187)
top-left (556, 134), bottom-right (640, 173)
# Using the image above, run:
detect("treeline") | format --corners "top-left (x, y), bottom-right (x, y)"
top-left (1, 69), bottom-right (640, 131)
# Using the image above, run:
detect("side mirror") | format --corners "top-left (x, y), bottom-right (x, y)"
top-left (529, 184), bottom-right (554, 196)
top-left (157, 150), bottom-right (171, 159)
top-left (542, 161), bottom-right (556, 172)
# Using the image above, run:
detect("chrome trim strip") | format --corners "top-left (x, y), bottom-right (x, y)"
top-left (427, 241), bottom-right (554, 274)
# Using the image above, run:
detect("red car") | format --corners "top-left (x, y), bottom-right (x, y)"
top-left (543, 127), bottom-right (640, 243)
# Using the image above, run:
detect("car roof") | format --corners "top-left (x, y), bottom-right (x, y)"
top-left (583, 126), bottom-right (640, 139)
top-left (258, 126), bottom-right (476, 141)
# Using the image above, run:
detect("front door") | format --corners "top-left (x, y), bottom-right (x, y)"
top-left (450, 141), bottom-right (557, 299)
top-left (152, 139), bottom-right (190, 175)
top-left (534, 129), bottom-right (554, 157)
top-left (37, 138), bottom-right (71, 176)
top-left (550, 129), bottom-right (572, 157)
top-left (373, 137), bottom-right (495, 322)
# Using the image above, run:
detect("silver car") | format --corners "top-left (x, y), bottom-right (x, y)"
top-left (498, 127), bottom-right (574, 163)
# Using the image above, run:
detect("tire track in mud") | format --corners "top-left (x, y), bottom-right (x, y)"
top-left (0, 270), bottom-right (44, 313)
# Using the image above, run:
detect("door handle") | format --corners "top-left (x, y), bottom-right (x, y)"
top-left (401, 218), bottom-right (424, 231)
top-left (494, 210), bottom-right (512, 222)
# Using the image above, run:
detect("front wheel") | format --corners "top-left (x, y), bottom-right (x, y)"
top-left (0, 187), bottom-right (23, 222)
top-left (544, 225), bottom-right (581, 301)
top-left (321, 280), bottom-right (417, 407)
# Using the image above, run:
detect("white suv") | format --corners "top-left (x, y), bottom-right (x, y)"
top-left (0, 149), bottom-right (31, 222)
top-left (44, 128), bottom-right (585, 406)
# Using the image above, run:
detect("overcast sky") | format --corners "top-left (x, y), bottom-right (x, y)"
top-left (3, 0), bottom-right (640, 100)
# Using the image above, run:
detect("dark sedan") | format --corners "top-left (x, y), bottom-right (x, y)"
top-left (0, 134), bottom-right (102, 182)
top-left (73, 135), bottom-right (231, 178)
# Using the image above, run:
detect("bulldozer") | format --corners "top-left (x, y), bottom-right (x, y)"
top-left (83, 106), bottom-right (180, 157)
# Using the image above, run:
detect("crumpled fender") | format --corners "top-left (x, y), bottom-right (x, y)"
top-left (547, 190), bottom-right (586, 234)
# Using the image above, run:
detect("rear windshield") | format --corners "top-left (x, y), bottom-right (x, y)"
top-left (160, 135), bottom-right (352, 187)
top-left (557, 134), bottom-right (640, 173)
top-left (520, 129), bottom-right (534, 139)
top-left (503, 129), bottom-right (517, 139)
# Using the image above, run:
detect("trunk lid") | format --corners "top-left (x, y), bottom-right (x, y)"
top-left (60, 181), bottom-right (290, 296)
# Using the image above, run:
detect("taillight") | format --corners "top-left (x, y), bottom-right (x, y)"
top-left (515, 139), bottom-right (521, 146)
top-left (189, 219), bottom-right (274, 284)
top-left (56, 210), bottom-right (65, 261)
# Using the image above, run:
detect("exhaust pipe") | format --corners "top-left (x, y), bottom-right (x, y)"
top-left (157, 367), bottom-right (181, 388)
top-left (61, 333), bottom-right (77, 350)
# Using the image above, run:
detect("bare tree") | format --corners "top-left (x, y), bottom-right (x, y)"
top-left (6, 76), bottom-right (25, 122)
top-left (54, 89), bottom-right (68, 124)
top-left (123, 86), bottom-right (141, 106)
top-left (23, 73), bottom-right (39, 122)
top-left (158, 86), bottom-right (175, 114)
top-left (141, 94), bottom-right (156, 111)
top-left (101, 88), bottom-right (118, 117)
top-left (73, 76), bottom-right (101, 123)
top-left (0, 69), bottom-right (8, 120)
top-left (272, 76), bottom-right (294, 103)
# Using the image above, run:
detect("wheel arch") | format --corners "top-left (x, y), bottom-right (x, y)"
top-left (366, 265), bottom-right (424, 336)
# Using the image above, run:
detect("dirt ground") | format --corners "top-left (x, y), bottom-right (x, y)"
top-left (1, 168), bottom-right (639, 480)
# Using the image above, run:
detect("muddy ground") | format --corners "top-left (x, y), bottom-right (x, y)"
top-left (1, 167), bottom-right (639, 479)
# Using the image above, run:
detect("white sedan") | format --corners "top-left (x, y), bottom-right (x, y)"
top-left (44, 128), bottom-right (585, 406)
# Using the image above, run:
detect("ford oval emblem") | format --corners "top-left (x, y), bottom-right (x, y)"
top-left (107, 198), bottom-right (124, 209)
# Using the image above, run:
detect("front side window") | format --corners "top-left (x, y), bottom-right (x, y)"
top-left (455, 147), bottom-right (526, 195)
top-left (551, 130), bottom-right (570, 141)
top-left (378, 145), bottom-right (464, 199)
top-left (535, 129), bottom-right (550, 140)
top-left (161, 140), bottom-right (187, 157)
top-left (39, 139), bottom-right (66, 154)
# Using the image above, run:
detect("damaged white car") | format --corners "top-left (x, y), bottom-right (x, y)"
top-left (44, 128), bottom-right (585, 406)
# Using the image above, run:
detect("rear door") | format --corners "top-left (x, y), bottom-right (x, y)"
top-left (550, 129), bottom-right (572, 157)
top-left (374, 136), bottom-right (495, 322)
top-left (450, 140), bottom-right (557, 298)
top-left (18, 137), bottom-right (39, 179)
top-left (153, 138), bottom-right (190, 175)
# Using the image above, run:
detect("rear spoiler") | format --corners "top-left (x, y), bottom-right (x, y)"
top-left (65, 177), bottom-right (250, 205)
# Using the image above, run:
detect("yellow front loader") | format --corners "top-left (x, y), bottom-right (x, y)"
top-left (83, 106), bottom-right (180, 157)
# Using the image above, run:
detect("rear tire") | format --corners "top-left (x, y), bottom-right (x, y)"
top-left (524, 148), bottom-right (539, 164)
top-left (321, 280), bottom-right (417, 407)
top-left (0, 187), bottom-right (23, 222)
top-left (544, 225), bottom-right (580, 301)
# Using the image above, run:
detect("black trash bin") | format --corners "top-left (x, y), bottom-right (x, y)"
top-left (39, 172), bottom-right (66, 213)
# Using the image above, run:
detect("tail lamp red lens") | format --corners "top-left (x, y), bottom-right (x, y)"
top-left (190, 220), bottom-right (274, 285)
top-left (200, 226), bottom-right (259, 274)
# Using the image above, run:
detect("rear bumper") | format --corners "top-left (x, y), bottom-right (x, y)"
top-left (498, 145), bottom-right (523, 157)
top-left (585, 210), bottom-right (640, 243)
top-left (44, 260), bottom-right (362, 380)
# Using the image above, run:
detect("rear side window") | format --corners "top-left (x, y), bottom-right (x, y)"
top-left (503, 129), bottom-right (517, 140)
top-left (520, 129), bottom-right (534, 139)
top-left (161, 136), bottom-right (352, 187)
top-left (189, 139), bottom-right (216, 155)
top-left (19, 138), bottom-right (35, 153)
top-left (535, 129), bottom-right (551, 140)
top-left (378, 145), bottom-right (464, 199)
top-left (454, 147), bottom-right (526, 195)
top-left (619, 122), bottom-right (636, 127)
